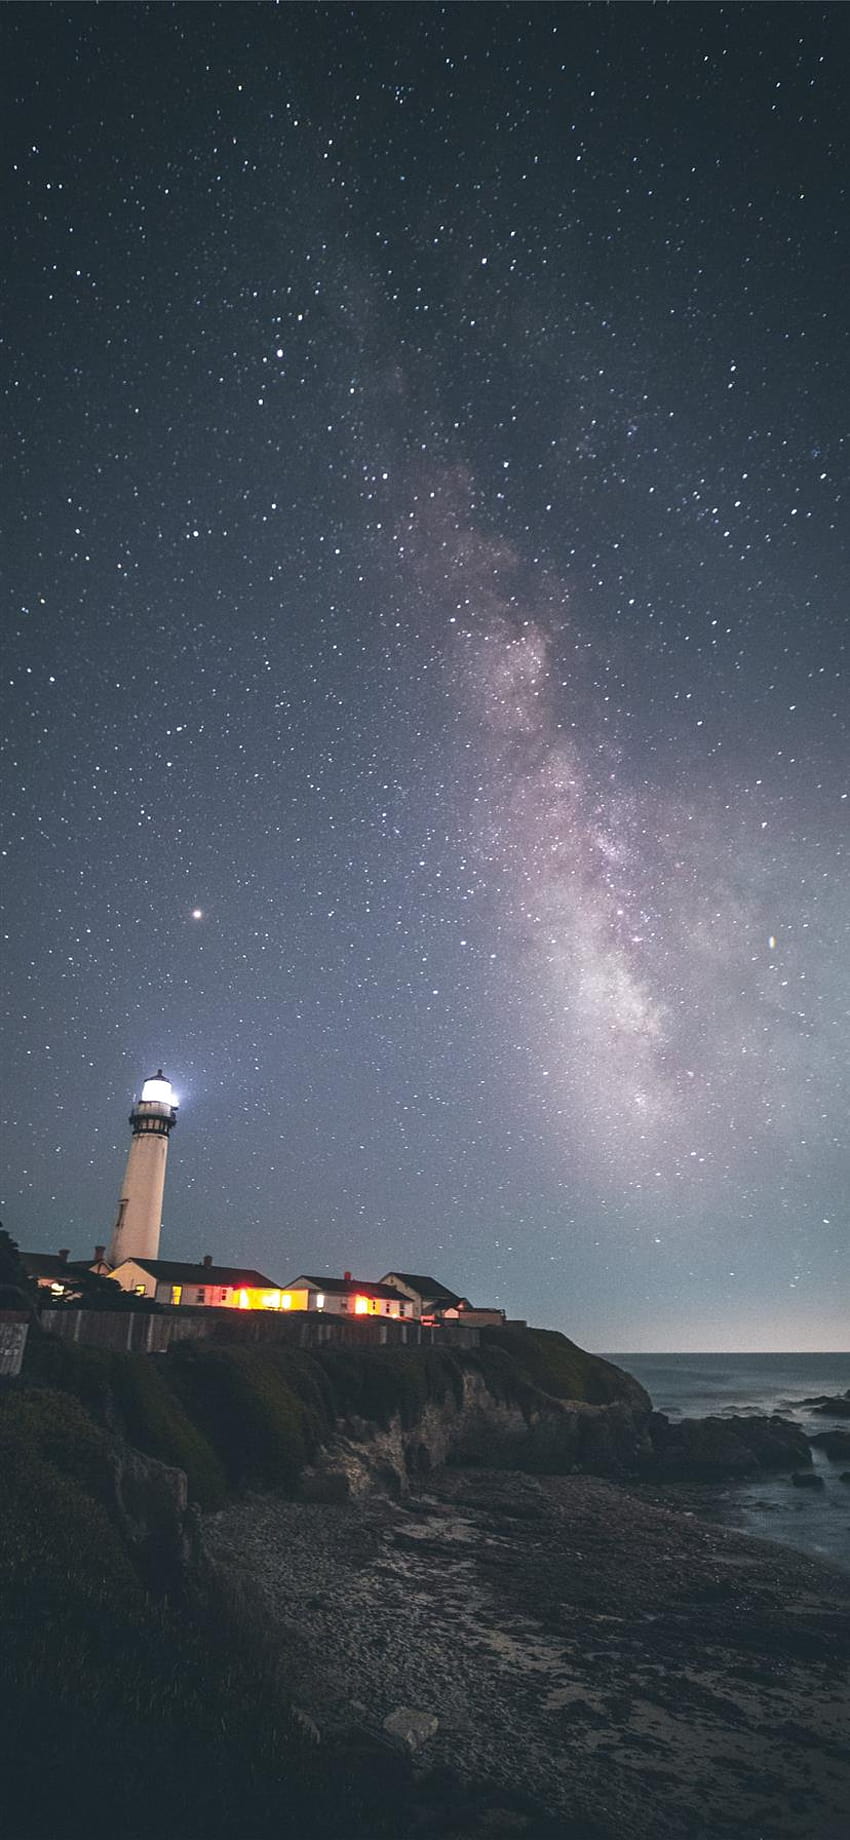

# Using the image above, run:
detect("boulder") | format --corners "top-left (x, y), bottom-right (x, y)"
top-left (807, 1429), bottom-right (850, 1461)
top-left (107, 1442), bottom-right (193, 1593)
top-left (648, 1414), bottom-right (758, 1481)
top-left (791, 1470), bottom-right (825, 1489)
top-left (647, 1413), bottom-right (812, 1482)
top-left (383, 1707), bottom-right (439, 1752)
top-left (728, 1415), bottom-right (812, 1470)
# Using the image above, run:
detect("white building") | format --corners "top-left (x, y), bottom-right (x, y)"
top-left (109, 1254), bottom-right (284, 1311)
top-left (280, 1274), bottom-right (419, 1319)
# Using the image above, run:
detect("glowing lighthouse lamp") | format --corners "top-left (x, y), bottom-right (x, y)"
top-left (107, 1071), bottom-right (178, 1268)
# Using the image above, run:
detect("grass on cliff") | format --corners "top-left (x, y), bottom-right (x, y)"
top-left (316, 1343), bottom-right (465, 1428)
top-left (481, 1324), bottom-right (640, 1406)
top-left (24, 1328), bottom-right (228, 1507)
top-left (22, 1322), bottom-right (640, 1510)
top-left (0, 1384), bottom-right (410, 1840)
top-left (23, 1330), bottom-right (471, 1499)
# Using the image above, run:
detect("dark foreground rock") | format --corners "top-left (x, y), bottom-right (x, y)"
top-left (205, 1469), bottom-right (850, 1840)
top-left (647, 1410), bottom-right (812, 1480)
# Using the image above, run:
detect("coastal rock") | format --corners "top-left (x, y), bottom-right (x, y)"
top-left (648, 1414), bottom-right (757, 1480)
top-left (106, 1441), bottom-right (194, 1592)
top-left (731, 1414), bottom-right (814, 1469)
top-left (383, 1707), bottom-right (439, 1752)
top-left (647, 1412), bottom-right (811, 1481)
top-left (299, 1369), bottom-right (653, 1503)
top-left (807, 1391), bottom-right (850, 1418)
top-left (808, 1429), bottom-right (850, 1460)
top-left (791, 1470), bottom-right (825, 1489)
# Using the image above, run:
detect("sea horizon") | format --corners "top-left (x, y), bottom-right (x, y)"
top-left (604, 1348), bottom-right (850, 1358)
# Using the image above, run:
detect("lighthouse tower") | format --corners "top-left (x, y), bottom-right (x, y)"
top-left (107, 1071), bottom-right (178, 1268)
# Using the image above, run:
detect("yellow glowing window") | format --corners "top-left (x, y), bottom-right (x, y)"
top-left (260, 1290), bottom-right (281, 1310)
top-left (282, 1293), bottom-right (292, 1310)
top-left (170, 1284), bottom-right (182, 1305)
top-left (354, 1295), bottom-right (368, 1315)
top-left (238, 1289), bottom-right (249, 1309)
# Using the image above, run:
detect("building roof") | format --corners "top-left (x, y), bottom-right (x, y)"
top-left (22, 1251), bottom-right (88, 1281)
top-left (113, 1258), bottom-right (281, 1288)
top-left (286, 1275), bottom-right (410, 1301)
top-left (381, 1272), bottom-right (463, 1304)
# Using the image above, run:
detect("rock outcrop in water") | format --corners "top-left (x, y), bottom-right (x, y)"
top-left (646, 1410), bottom-right (813, 1481)
top-left (800, 1389), bottom-right (850, 1418)
top-left (809, 1428), bottom-right (850, 1460)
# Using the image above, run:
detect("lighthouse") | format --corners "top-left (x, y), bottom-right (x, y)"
top-left (107, 1071), bottom-right (178, 1268)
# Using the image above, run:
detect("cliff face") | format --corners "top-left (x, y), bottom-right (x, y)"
top-left (301, 1364), bottom-right (654, 1502)
top-left (20, 1318), bottom-right (654, 1511)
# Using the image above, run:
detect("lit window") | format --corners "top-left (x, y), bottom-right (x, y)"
top-left (170, 1284), bottom-right (182, 1305)
top-left (315, 1292), bottom-right (325, 1309)
top-left (354, 1295), bottom-right (368, 1315)
top-left (134, 1284), bottom-right (146, 1296)
top-left (282, 1293), bottom-right (292, 1310)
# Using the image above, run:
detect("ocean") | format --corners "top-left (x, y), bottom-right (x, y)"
top-left (606, 1351), bottom-right (850, 1571)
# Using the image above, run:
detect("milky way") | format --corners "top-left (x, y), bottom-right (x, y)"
top-left (2, 5), bottom-right (848, 1348)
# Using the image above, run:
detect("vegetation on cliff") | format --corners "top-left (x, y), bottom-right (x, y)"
top-left (21, 1321), bottom-right (645, 1508)
top-left (0, 1383), bottom-right (414, 1839)
top-left (480, 1325), bottom-right (650, 1411)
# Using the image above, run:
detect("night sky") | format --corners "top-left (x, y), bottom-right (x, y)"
top-left (3, 4), bottom-right (848, 1351)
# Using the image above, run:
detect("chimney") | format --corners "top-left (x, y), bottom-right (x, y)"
top-left (58, 1248), bottom-right (69, 1263)
top-left (94, 1245), bottom-right (105, 1264)
top-left (203, 1254), bottom-right (213, 1268)
top-left (344, 1270), bottom-right (352, 1282)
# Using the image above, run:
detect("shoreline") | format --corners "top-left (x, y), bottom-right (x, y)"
top-left (205, 1466), bottom-right (850, 1838)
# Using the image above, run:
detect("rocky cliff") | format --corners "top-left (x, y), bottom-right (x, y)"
top-left (301, 1362), bottom-right (654, 1501)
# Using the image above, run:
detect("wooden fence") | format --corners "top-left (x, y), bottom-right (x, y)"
top-left (38, 1308), bottom-right (481, 1356)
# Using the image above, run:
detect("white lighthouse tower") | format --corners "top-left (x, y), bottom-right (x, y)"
top-left (107, 1070), bottom-right (178, 1268)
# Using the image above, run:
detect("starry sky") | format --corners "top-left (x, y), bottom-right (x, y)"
top-left (3, 4), bottom-right (848, 1352)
